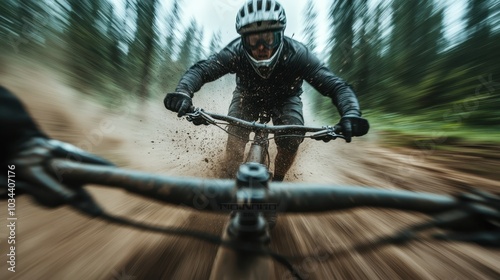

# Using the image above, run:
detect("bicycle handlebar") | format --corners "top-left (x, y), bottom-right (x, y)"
top-left (186, 108), bottom-right (345, 140)
top-left (52, 159), bottom-right (459, 215)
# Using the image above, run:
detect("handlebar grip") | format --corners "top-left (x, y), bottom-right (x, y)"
top-left (267, 183), bottom-right (459, 214)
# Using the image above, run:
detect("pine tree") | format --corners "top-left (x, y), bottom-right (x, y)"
top-left (17, 0), bottom-right (49, 53)
top-left (126, 0), bottom-right (160, 99)
top-left (164, 0), bottom-right (182, 62)
top-left (0, 0), bottom-right (18, 46)
top-left (465, 0), bottom-right (491, 40)
top-left (388, 0), bottom-right (444, 87)
top-left (158, 0), bottom-right (184, 91)
top-left (106, 4), bottom-right (127, 90)
top-left (191, 25), bottom-right (205, 62)
top-left (302, 0), bottom-right (319, 54)
top-left (328, 0), bottom-right (355, 83)
top-left (208, 30), bottom-right (222, 55)
top-left (361, 2), bottom-right (385, 108)
top-left (177, 19), bottom-right (198, 68)
top-left (66, 0), bottom-right (112, 92)
top-left (137, 0), bottom-right (159, 99)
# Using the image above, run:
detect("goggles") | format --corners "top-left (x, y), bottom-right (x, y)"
top-left (243, 31), bottom-right (282, 50)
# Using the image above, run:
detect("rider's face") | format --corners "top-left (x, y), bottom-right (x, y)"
top-left (244, 31), bottom-right (279, 60)
top-left (251, 45), bottom-right (273, 60)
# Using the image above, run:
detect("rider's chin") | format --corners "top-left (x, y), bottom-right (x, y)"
top-left (257, 54), bottom-right (271, 60)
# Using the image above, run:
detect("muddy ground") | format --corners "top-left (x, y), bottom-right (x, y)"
top-left (1, 62), bottom-right (499, 279)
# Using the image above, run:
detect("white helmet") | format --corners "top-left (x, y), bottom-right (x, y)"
top-left (235, 0), bottom-right (287, 78)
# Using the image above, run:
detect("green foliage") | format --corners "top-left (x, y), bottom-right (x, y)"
top-left (300, 0), bottom-right (499, 144)
top-left (0, 0), bottom-right (20, 51)
top-left (388, 0), bottom-right (444, 86)
top-left (208, 30), bottom-right (222, 55)
top-left (328, 0), bottom-right (355, 82)
top-left (466, 0), bottom-right (491, 40)
top-left (177, 19), bottom-right (201, 66)
top-left (1, 0), bottom-right (216, 104)
top-left (130, 0), bottom-right (159, 99)
top-left (65, 0), bottom-right (115, 93)
top-left (302, 0), bottom-right (318, 54)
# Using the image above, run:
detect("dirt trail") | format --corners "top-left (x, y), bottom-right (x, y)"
top-left (1, 62), bottom-right (499, 280)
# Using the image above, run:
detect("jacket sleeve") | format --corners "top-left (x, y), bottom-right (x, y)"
top-left (175, 44), bottom-right (240, 97)
top-left (300, 49), bottom-right (361, 117)
top-left (0, 86), bottom-right (47, 162)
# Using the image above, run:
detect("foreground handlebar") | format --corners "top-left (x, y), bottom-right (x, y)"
top-left (50, 159), bottom-right (235, 211)
top-left (50, 160), bottom-right (458, 215)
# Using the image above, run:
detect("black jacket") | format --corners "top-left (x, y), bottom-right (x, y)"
top-left (175, 36), bottom-right (361, 116)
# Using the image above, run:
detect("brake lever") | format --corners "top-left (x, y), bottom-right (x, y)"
top-left (310, 126), bottom-right (345, 142)
top-left (185, 108), bottom-right (215, 125)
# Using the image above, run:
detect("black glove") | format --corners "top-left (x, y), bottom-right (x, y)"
top-left (5, 137), bottom-right (113, 212)
top-left (338, 114), bottom-right (370, 143)
top-left (164, 92), bottom-right (193, 117)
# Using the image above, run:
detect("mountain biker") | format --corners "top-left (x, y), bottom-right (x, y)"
top-left (0, 85), bottom-right (113, 207)
top-left (1, 88), bottom-right (497, 249)
top-left (164, 0), bottom-right (369, 181)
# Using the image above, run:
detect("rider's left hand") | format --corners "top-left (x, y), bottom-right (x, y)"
top-left (338, 114), bottom-right (370, 143)
top-left (4, 137), bottom-right (114, 211)
top-left (164, 92), bottom-right (193, 117)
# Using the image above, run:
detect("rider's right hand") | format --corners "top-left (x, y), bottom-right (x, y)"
top-left (164, 92), bottom-right (193, 117)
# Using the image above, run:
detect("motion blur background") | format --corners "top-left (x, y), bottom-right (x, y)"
top-left (1, 0), bottom-right (499, 279)
top-left (1, 0), bottom-right (499, 144)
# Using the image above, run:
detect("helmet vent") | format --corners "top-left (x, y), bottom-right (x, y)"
top-left (235, 0), bottom-right (287, 35)
top-left (257, 0), bottom-right (262, 10)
